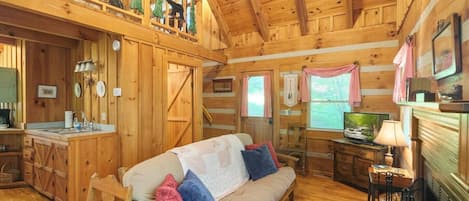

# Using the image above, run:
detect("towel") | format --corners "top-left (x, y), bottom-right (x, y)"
top-left (170, 135), bottom-right (249, 200)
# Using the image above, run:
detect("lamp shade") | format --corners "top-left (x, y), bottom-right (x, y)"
top-left (374, 120), bottom-right (408, 147)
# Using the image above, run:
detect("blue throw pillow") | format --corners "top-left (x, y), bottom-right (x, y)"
top-left (241, 144), bottom-right (278, 181)
top-left (177, 170), bottom-right (215, 201)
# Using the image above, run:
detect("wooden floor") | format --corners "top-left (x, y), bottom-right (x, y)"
top-left (0, 175), bottom-right (367, 201)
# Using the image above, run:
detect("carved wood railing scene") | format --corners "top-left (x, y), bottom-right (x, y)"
top-left (73, 0), bottom-right (198, 42)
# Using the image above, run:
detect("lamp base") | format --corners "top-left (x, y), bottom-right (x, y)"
top-left (384, 152), bottom-right (394, 167)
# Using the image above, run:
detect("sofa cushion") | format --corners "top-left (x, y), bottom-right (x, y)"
top-left (220, 167), bottom-right (296, 201)
top-left (155, 174), bottom-right (183, 201)
top-left (241, 144), bottom-right (278, 181)
top-left (123, 152), bottom-right (184, 201)
top-left (177, 170), bottom-right (215, 201)
top-left (245, 141), bottom-right (282, 168)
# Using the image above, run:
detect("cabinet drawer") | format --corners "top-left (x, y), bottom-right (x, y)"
top-left (24, 162), bottom-right (33, 185)
top-left (335, 161), bottom-right (353, 180)
top-left (335, 144), bottom-right (377, 161)
top-left (24, 136), bottom-right (33, 147)
top-left (23, 148), bottom-right (34, 162)
top-left (357, 149), bottom-right (376, 161)
top-left (335, 152), bottom-right (353, 163)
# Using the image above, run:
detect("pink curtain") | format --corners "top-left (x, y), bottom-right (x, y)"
top-left (299, 64), bottom-right (361, 107)
top-left (264, 72), bottom-right (272, 118)
top-left (241, 75), bottom-right (249, 117)
top-left (393, 42), bottom-right (414, 103)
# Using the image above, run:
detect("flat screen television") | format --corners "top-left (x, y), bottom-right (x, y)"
top-left (343, 112), bottom-right (390, 144)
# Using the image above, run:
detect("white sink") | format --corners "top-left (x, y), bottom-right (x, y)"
top-left (42, 128), bottom-right (97, 134)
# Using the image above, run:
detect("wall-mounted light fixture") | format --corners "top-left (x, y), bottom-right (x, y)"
top-left (74, 60), bottom-right (96, 73)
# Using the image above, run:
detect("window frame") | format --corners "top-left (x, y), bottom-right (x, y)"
top-left (307, 74), bottom-right (352, 132)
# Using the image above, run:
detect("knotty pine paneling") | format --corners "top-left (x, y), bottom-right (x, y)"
top-left (74, 34), bottom-right (119, 125)
top-left (228, 23), bottom-right (397, 58)
top-left (25, 41), bottom-right (73, 123)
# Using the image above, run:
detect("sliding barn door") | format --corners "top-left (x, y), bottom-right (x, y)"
top-left (166, 63), bottom-right (194, 150)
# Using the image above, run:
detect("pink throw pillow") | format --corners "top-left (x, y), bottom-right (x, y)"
top-left (155, 174), bottom-right (183, 201)
top-left (245, 141), bottom-right (282, 168)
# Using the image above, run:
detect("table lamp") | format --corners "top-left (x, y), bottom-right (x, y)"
top-left (374, 120), bottom-right (408, 167)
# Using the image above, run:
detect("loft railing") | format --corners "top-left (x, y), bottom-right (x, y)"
top-left (72, 0), bottom-right (197, 42)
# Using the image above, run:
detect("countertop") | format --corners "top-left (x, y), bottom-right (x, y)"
top-left (0, 128), bottom-right (24, 134)
top-left (25, 129), bottom-right (116, 141)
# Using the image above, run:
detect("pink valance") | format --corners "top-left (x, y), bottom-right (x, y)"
top-left (299, 64), bottom-right (361, 107)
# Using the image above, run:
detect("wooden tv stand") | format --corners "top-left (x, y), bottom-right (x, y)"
top-left (332, 138), bottom-right (386, 190)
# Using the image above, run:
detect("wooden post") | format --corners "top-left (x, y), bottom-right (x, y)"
top-left (165, 0), bottom-right (170, 26)
top-left (182, 0), bottom-right (187, 32)
top-left (143, 0), bottom-right (151, 26)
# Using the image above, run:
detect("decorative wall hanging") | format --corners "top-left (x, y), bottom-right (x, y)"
top-left (96, 81), bottom-right (106, 97)
top-left (74, 83), bottom-right (82, 98)
top-left (37, 85), bottom-right (57, 99)
top-left (213, 78), bottom-right (232, 93)
top-left (432, 13), bottom-right (462, 80)
top-left (283, 74), bottom-right (298, 107)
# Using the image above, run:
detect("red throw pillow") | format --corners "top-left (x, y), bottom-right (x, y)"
top-left (245, 141), bottom-right (282, 168)
top-left (155, 174), bottom-right (183, 201)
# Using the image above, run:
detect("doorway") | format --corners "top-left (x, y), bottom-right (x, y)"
top-left (241, 71), bottom-right (273, 144)
top-left (166, 63), bottom-right (194, 149)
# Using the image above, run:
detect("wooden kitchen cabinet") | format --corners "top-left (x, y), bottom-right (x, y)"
top-left (332, 139), bottom-right (385, 190)
top-left (24, 131), bottom-right (119, 201)
top-left (0, 129), bottom-right (26, 188)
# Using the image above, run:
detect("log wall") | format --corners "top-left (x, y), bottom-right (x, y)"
top-left (203, 24), bottom-right (400, 175)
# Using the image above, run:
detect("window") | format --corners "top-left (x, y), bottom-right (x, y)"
top-left (247, 76), bottom-right (265, 117)
top-left (309, 73), bottom-right (351, 130)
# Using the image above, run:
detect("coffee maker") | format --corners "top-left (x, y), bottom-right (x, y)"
top-left (0, 109), bottom-right (11, 128)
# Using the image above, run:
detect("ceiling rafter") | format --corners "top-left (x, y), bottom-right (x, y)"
top-left (248, 0), bottom-right (269, 41)
top-left (206, 0), bottom-right (232, 47)
top-left (294, 0), bottom-right (308, 35)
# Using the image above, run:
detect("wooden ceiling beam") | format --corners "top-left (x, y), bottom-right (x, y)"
top-left (294, 0), bottom-right (308, 35)
top-left (345, 0), bottom-right (354, 28)
top-left (248, 0), bottom-right (269, 41)
top-left (0, 5), bottom-right (99, 41)
top-left (0, 23), bottom-right (78, 48)
top-left (206, 0), bottom-right (232, 47)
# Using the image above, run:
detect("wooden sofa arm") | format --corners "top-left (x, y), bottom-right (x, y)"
top-left (277, 153), bottom-right (299, 169)
top-left (118, 167), bottom-right (129, 183)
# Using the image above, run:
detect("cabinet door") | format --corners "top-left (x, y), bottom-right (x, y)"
top-left (354, 157), bottom-right (373, 189)
top-left (54, 144), bottom-right (68, 177)
top-left (33, 139), bottom-right (54, 168)
top-left (33, 139), bottom-right (55, 198)
top-left (33, 166), bottom-right (55, 199)
top-left (54, 175), bottom-right (67, 201)
top-left (335, 152), bottom-right (354, 180)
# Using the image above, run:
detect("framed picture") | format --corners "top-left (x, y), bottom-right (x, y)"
top-left (432, 13), bottom-right (462, 80)
top-left (213, 79), bottom-right (233, 93)
top-left (37, 85), bottom-right (57, 98)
